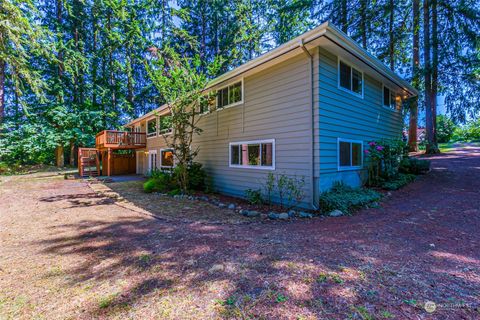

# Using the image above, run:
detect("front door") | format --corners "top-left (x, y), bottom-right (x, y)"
top-left (148, 150), bottom-right (157, 172)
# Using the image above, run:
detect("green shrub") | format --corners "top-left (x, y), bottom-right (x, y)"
top-left (364, 139), bottom-right (406, 186)
top-left (143, 171), bottom-right (174, 193)
top-left (381, 173), bottom-right (416, 190)
top-left (143, 179), bottom-right (156, 193)
top-left (186, 162), bottom-right (206, 190)
top-left (399, 158), bottom-right (430, 175)
top-left (319, 182), bottom-right (381, 214)
top-left (262, 172), bottom-right (306, 209)
top-left (245, 188), bottom-right (263, 204)
top-left (144, 162), bottom-right (207, 193)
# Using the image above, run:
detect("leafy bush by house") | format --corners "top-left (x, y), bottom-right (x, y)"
top-left (245, 188), bottom-right (263, 205)
top-left (364, 139), bottom-right (406, 186)
top-left (381, 173), bottom-right (416, 190)
top-left (143, 162), bottom-right (207, 194)
top-left (399, 158), bottom-right (431, 175)
top-left (319, 182), bottom-right (382, 214)
top-left (185, 162), bottom-right (206, 190)
top-left (263, 172), bottom-right (306, 209)
top-left (143, 170), bottom-right (175, 193)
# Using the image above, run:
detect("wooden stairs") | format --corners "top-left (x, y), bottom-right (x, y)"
top-left (78, 148), bottom-right (100, 177)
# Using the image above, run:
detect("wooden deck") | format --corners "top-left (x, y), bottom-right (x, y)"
top-left (95, 130), bottom-right (146, 150)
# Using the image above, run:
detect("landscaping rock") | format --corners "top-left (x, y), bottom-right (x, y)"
top-left (288, 210), bottom-right (296, 218)
top-left (298, 211), bottom-right (314, 218)
top-left (329, 209), bottom-right (344, 217)
top-left (240, 209), bottom-right (260, 217)
top-left (246, 210), bottom-right (260, 217)
top-left (208, 264), bottom-right (224, 273)
top-left (218, 203), bottom-right (226, 208)
top-left (278, 212), bottom-right (289, 220)
top-left (268, 212), bottom-right (279, 219)
top-left (268, 212), bottom-right (289, 220)
top-left (227, 203), bottom-right (236, 210)
top-left (199, 196), bottom-right (209, 201)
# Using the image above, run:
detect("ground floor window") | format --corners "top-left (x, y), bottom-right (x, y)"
top-left (338, 138), bottom-right (363, 170)
top-left (229, 139), bottom-right (275, 170)
top-left (148, 150), bottom-right (157, 171)
top-left (160, 148), bottom-right (174, 168)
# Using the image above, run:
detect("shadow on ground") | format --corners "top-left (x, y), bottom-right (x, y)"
top-left (31, 147), bottom-right (480, 319)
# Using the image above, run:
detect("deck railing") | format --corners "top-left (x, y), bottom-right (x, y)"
top-left (95, 130), bottom-right (146, 149)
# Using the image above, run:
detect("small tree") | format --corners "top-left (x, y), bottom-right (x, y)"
top-left (145, 45), bottom-right (221, 193)
top-left (436, 115), bottom-right (456, 143)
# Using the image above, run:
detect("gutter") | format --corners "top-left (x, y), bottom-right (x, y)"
top-left (300, 40), bottom-right (319, 211)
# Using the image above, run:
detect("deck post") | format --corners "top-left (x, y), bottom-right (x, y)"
top-left (96, 150), bottom-right (100, 176)
top-left (107, 148), bottom-right (112, 176)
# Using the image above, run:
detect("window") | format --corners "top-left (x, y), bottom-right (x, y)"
top-left (217, 81), bottom-right (242, 109)
top-left (159, 114), bottom-right (173, 134)
top-left (147, 118), bottom-right (157, 137)
top-left (148, 150), bottom-right (157, 171)
top-left (339, 60), bottom-right (363, 96)
top-left (160, 149), bottom-right (174, 168)
top-left (383, 85), bottom-right (397, 110)
top-left (229, 139), bottom-right (275, 169)
top-left (338, 139), bottom-right (363, 170)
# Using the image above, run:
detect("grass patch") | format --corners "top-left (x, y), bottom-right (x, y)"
top-left (319, 183), bottom-right (382, 214)
top-left (98, 293), bottom-right (118, 309)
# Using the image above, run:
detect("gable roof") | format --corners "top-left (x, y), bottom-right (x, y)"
top-left (127, 21), bottom-right (418, 126)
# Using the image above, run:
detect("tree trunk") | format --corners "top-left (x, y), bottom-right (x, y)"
top-left (341, 0), bottom-right (348, 33)
top-left (408, 0), bottom-right (420, 151)
top-left (360, 0), bottom-right (368, 48)
top-left (69, 140), bottom-right (76, 166)
top-left (388, 0), bottom-right (395, 70)
top-left (56, 145), bottom-right (65, 167)
top-left (424, 0), bottom-right (433, 153)
top-left (424, 0), bottom-right (439, 154)
top-left (432, 0), bottom-right (439, 147)
top-left (0, 58), bottom-right (5, 125)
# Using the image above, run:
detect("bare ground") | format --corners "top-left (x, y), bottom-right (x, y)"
top-left (1, 147), bottom-right (479, 319)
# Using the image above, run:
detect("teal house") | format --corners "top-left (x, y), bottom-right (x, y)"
top-left (126, 22), bottom-right (418, 209)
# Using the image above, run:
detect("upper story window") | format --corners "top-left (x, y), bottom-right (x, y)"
top-left (229, 139), bottom-right (275, 170)
top-left (217, 81), bottom-right (242, 109)
top-left (147, 118), bottom-right (157, 137)
top-left (383, 85), bottom-right (397, 111)
top-left (339, 60), bottom-right (363, 97)
top-left (338, 138), bottom-right (363, 170)
top-left (159, 113), bottom-right (173, 135)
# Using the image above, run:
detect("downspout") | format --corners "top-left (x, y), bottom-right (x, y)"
top-left (300, 40), bottom-right (319, 211)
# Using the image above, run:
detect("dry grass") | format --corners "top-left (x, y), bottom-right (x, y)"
top-left (1, 147), bottom-right (480, 319)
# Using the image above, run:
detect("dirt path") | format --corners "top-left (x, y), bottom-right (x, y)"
top-left (1, 147), bottom-right (479, 319)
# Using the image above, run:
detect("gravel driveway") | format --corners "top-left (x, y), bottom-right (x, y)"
top-left (1, 147), bottom-right (479, 319)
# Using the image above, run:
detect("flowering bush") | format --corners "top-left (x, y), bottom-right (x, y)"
top-left (364, 139), bottom-right (406, 186)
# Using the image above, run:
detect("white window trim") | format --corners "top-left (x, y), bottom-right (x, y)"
top-left (228, 139), bottom-right (275, 170)
top-left (382, 84), bottom-right (398, 112)
top-left (216, 78), bottom-right (244, 111)
top-left (146, 117), bottom-right (157, 139)
top-left (148, 149), bottom-right (158, 171)
top-left (337, 59), bottom-right (364, 99)
top-left (160, 148), bottom-right (175, 168)
top-left (337, 138), bottom-right (364, 171)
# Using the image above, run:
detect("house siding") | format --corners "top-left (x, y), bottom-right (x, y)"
top-left (144, 53), bottom-right (314, 207)
top-left (317, 48), bottom-right (403, 191)
top-left (135, 46), bottom-right (405, 208)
